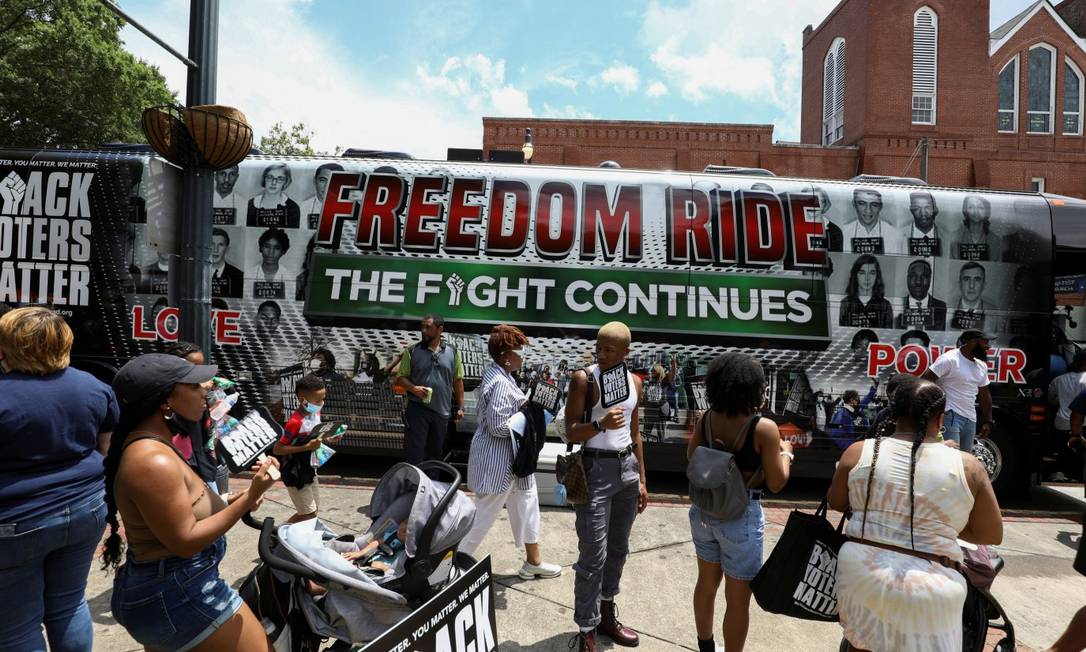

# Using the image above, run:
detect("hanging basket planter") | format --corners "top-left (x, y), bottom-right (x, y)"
top-left (142, 104), bottom-right (253, 170)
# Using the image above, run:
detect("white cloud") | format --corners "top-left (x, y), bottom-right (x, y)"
top-left (119, 1), bottom-right (532, 159)
top-left (541, 103), bottom-right (596, 119)
top-left (599, 62), bottom-right (640, 93)
top-left (544, 72), bottom-right (580, 91)
top-left (417, 54), bottom-right (533, 118)
top-left (640, 0), bottom-right (838, 139)
top-left (646, 81), bottom-right (669, 98)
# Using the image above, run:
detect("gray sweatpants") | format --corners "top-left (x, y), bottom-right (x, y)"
top-left (573, 452), bottom-right (641, 629)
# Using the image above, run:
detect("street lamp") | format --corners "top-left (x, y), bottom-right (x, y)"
top-left (522, 128), bottom-right (534, 164)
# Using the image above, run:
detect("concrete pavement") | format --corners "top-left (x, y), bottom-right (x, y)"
top-left (85, 480), bottom-right (1085, 651)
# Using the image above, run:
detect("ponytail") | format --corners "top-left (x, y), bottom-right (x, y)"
top-left (101, 397), bottom-right (166, 570)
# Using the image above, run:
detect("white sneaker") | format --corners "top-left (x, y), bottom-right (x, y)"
top-left (518, 560), bottom-right (563, 579)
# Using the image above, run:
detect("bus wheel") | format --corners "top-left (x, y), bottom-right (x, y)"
top-left (973, 436), bottom-right (1003, 482)
top-left (976, 425), bottom-right (1022, 498)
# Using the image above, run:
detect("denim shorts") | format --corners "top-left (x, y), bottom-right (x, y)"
top-left (111, 537), bottom-right (242, 652)
top-left (688, 500), bottom-right (765, 580)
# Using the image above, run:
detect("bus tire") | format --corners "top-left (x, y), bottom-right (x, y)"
top-left (975, 423), bottom-right (1022, 499)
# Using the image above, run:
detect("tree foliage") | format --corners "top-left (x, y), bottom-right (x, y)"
top-left (0, 0), bottom-right (176, 148)
top-left (259, 121), bottom-right (339, 156)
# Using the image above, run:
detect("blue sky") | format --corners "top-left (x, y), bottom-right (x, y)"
top-left (119, 0), bottom-right (1042, 159)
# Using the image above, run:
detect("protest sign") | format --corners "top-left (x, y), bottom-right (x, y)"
top-left (361, 556), bottom-right (496, 652)
top-left (215, 406), bottom-right (283, 473)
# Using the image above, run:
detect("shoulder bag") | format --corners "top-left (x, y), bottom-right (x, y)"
top-left (555, 368), bottom-right (596, 505)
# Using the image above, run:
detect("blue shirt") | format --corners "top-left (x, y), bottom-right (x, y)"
top-left (0, 367), bottom-right (120, 522)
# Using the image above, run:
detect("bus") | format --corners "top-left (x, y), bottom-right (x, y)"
top-left (2, 147), bottom-right (1081, 497)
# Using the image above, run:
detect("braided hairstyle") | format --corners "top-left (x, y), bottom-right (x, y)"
top-left (100, 389), bottom-right (172, 570)
top-left (872, 374), bottom-right (921, 439)
top-left (891, 380), bottom-right (947, 549)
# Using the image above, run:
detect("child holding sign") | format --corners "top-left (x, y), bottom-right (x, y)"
top-left (273, 374), bottom-right (326, 523)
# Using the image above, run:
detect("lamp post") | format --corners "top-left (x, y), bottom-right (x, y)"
top-left (522, 128), bottom-right (534, 164)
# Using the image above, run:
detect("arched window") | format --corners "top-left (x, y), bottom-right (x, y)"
top-left (998, 56), bottom-right (1019, 132)
top-left (912, 7), bottom-right (938, 124)
top-left (822, 38), bottom-right (845, 145)
top-left (1064, 58), bottom-right (1083, 135)
top-left (1028, 43), bottom-right (1056, 134)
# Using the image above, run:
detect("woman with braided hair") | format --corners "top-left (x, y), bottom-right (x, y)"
top-left (828, 380), bottom-right (1003, 652)
top-left (103, 354), bottom-right (280, 651)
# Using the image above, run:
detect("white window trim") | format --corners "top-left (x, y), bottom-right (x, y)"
top-left (911, 7), bottom-right (938, 125)
top-left (1031, 177), bottom-right (1046, 192)
top-left (998, 56), bottom-right (1019, 133)
top-left (1027, 43), bottom-right (1057, 135)
top-left (823, 37), bottom-right (845, 146)
top-left (1064, 57), bottom-right (1084, 136)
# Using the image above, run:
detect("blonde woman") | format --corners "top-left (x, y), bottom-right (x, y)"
top-left (0, 307), bottom-right (119, 651)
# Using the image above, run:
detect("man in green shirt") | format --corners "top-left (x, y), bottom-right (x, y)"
top-left (394, 315), bottom-right (465, 468)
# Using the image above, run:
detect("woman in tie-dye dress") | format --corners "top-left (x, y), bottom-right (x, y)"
top-left (828, 381), bottom-right (1003, 652)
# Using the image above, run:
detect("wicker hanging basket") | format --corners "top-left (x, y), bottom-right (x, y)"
top-left (141, 104), bottom-right (253, 170)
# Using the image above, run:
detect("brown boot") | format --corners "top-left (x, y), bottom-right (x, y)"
top-left (599, 599), bottom-right (639, 647)
top-left (568, 629), bottom-right (596, 652)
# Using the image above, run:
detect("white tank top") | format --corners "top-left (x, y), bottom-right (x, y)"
top-left (844, 438), bottom-right (974, 561)
top-left (583, 364), bottom-right (638, 451)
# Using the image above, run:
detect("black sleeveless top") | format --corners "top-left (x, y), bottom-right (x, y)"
top-left (701, 413), bottom-right (762, 473)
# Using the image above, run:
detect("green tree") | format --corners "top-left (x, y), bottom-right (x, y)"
top-left (0, 0), bottom-right (176, 148)
top-left (259, 121), bottom-right (340, 156)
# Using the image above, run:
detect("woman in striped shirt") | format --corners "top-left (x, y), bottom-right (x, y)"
top-left (459, 324), bottom-right (562, 580)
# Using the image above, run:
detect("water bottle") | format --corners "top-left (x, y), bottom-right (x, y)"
top-left (210, 393), bottom-right (238, 422)
top-left (554, 483), bottom-right (568, 507)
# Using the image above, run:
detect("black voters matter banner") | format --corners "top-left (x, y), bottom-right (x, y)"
top-left (0, 164), bottom-right (96, 308)
top-left (361, 556), bottom-right (496, 652)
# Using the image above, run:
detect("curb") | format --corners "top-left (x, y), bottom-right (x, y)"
top-left (237, 472), bottom-right (1084, 522)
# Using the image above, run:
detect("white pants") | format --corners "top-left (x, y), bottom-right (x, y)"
top-left (459, 482), bottom-right (540, 555)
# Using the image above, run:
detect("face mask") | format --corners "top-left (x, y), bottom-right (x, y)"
top-left (304, 401), bottom-right (323, 415)
top-left (167, 409), bottom-right (201, 438)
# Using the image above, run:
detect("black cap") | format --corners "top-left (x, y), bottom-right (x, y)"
top-left (112, 353), bottom-right (218, 407)
top-left (958, 329), bottom-right (996, 345)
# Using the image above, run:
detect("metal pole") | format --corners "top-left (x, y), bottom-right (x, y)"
top-left (97, 0), bottom-right (198, 69)
top-left (919, 137), bottom-right (929, 182)
top-left (176, 0), bottom-right (219, 359)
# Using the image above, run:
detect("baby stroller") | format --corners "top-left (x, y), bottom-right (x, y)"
top-left (960, 543), bottom-right (1015, 652)
top-left (240, 461), bottom-right (477, 651)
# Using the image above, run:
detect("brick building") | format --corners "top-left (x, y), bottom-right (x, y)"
top-left (482, 0), bottom-right (1086, 197)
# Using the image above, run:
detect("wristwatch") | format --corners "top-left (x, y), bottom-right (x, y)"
top-left (592, 419), bottom-right (603, 433)
top-left (780, 451), bottom-right (795, 462)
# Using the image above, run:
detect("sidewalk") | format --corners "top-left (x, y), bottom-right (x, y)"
top-left (86, 480), bottom-right (1084, 651)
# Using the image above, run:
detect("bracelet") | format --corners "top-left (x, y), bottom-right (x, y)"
top-left (780, 451), bottom-right (794, 462)
top-left (592, 419), bottom-right (603, 432)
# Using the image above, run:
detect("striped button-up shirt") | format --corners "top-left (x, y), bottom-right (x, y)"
top-left (467, 363), bottom-right (533, 495)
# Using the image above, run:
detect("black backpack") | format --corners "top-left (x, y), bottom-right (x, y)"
top-left (511, 402), bottom-right (548, 478)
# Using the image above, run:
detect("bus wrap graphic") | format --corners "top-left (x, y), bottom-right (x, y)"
top-left (305, 254), bottom-right (829, 340)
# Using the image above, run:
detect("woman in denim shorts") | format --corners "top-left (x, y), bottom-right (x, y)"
top-left (102, 354), bottom-right (280, 651)
top-left (685, 353), bottom-right (794, 652)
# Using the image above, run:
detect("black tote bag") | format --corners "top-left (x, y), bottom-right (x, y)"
top-left (750, 498), bottom-right (846, 622)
